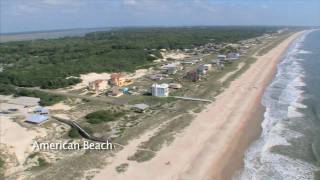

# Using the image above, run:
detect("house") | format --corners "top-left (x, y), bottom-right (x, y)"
top-left (109, 73), bottom-right (133, 87)
top-left (165, 67), bottom-right (177, 75)
top-left (162, 63), bottom-right (181, 75)
top-left (217, 55), bottom-right (227, 61)
top-left (107, 87), bottom-right (123, 97)
top-left (185, 70), bottom-right (200, 82)
top-left (197, 66), bottom-right (207, 75)
top-left (88, 80), bottom-right (108, 93)
top-left (169, 83), bottom-right (182, 89)
top-left (151, 83), bottom-right (169, 97)
top-left (131, 103), bottom-right (150, 113)
top-left (210, 59), bottom-right (220, 65)
top-left (181, 61), bottom-right (195, 65)
top-left (34, 107), bottom-right (49, 115)
top-left (227, 52), bottom-right (240, 60)
top-left (149, 74), bottom-right (163, 81)
top-left (203, 64), bottom-right (212, 70)
top-left (226, 43), bottom-right (241, 49)
top-left (26, 114), bottom-right (49, 124)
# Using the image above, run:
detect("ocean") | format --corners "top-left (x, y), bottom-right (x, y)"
top-left (236, 30), bottom-right (320, 180)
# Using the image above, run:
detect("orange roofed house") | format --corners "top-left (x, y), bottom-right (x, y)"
top-left (109, 73), bottom-right (133, 87)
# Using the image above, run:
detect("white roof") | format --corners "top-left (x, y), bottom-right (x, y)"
top-left (152, 83), bottom-right (169, 88)
top-left (162, 62), bottom-right (180, 69)
top-left (132, 103), bottom-right (149, 110)
top-left (26, 114), bottom-right (49, 124)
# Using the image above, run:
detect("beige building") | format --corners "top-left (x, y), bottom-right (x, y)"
top-left (109, 73), bottom-right (133, 87)
top-left (88, 80), bottom-right (108, 93)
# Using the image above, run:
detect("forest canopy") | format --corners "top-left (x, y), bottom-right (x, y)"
top-left (0, 26), bottom-right (279, 89)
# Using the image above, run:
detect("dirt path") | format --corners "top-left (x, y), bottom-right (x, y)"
top-left (219, 62), bottom-right (245, 83)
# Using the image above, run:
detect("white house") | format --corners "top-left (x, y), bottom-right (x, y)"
top-left (151, 83), bottom-right (169, 97)
top-left (203, 64), bottom-right (212, 70)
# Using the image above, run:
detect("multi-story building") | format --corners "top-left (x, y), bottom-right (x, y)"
top-left (151, 83), bottom-right (169, 97)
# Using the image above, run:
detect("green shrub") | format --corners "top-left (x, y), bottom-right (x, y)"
top-left (68, 128), bottom-right (80, 138)
top-left (0, 158), bottom-right (4, 168)
top-left (85, 110), bottom-right (123, 124)
top-left (38, 157), bottom-right (48, 167)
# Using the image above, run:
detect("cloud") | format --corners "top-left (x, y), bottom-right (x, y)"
top-left (122, 0), bottom-right (137, 6)
top-left (2, 0), bottom-right (87, 17)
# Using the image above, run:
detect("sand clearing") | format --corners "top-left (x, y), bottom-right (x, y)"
top-left (128, 69), bottom-right (149, 79)
top-left (0, 116), bottom-right (46, 165)
top-left (0, 96), bottom-right (47, 173)
top-left (161, 51), bottom-right (188, 60)
top-left (93, 32), bottom-right (304, 180)
top-left (70, 73), bottom-right (111, 90)
top-left (69, 69), bottom-right (149, 91)
top-left (47, 102), bottom-right (72, 111)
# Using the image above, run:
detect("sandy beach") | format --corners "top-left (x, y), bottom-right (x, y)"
top-left (92, 31), bottom-right (303, 180)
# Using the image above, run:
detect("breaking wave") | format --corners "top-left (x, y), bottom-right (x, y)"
top-left (236, 31), bottom-right (318, 180)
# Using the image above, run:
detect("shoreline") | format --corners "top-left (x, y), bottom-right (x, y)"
top-left (93, 31), bottom-right (304, 180)
top-left (218, 35), bottom-right (295, 179)
top-left (206, 31), bottom-right (304, 180)
top-left (219, 104), bottom-right (265, 180)
top-left (206, 31), bottom-right (305, 180)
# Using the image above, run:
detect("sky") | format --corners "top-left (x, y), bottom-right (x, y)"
top-left (1, 0), bottom-right (319, 33)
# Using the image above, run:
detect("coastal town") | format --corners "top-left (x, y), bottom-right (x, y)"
top-left (1, 0), bottom-right (319, 179)
top-left (0, 28), bottom-right (293, 180)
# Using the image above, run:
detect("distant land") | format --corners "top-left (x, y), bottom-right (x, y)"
top-left (0, 25), bottom-right (298, 43)
top-left (0, 27), bottom-right (112, 43)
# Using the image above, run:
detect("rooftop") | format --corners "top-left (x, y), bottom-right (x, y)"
top-left (132, 103), bottom-right (150, 110)
top-left (152, 83), bottom-right (169, 88)
top-left (26, 114), bottom-right (49, 124)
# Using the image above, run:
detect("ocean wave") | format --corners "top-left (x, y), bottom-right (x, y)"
top-left (298, 50), bottom-right (313, 54)
top-left (236, 31), bottom-right (318, 180)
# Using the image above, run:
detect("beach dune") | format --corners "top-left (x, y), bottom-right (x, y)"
top-left (93, 32), bottom-right (304, 180)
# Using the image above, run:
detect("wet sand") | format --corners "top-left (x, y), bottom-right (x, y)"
top-left (219, 105), bottom-right (265, 180)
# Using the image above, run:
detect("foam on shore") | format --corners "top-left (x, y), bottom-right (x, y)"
top-left (237, 31), bottom-right (318, 180)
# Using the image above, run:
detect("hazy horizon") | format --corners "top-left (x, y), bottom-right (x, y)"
top-left (1, 25), bottom-right (315, 35)
top-left (1, 0), bottom-right (320, 34)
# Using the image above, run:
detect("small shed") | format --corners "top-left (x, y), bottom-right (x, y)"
top-left (131, 104), bottom-right (150, 113)
top-left (169, 83), bottom-right (182, 89)
top-left (150, 74), bottom-right (163, 81)
top-left (26, 114), bottom-right (49, 124)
